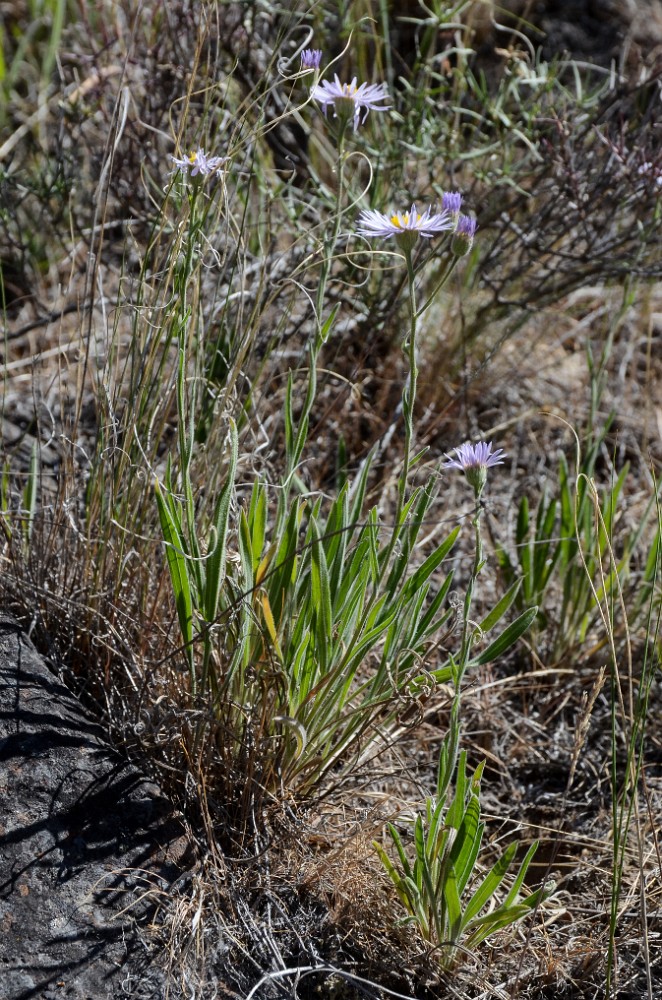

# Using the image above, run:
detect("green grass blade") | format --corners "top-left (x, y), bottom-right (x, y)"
top-left (155, 480), bottom-right (194, 671)
top-left (203, 420), bottom-right (238, 622)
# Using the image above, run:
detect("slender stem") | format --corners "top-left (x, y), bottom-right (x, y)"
top-left (400, 246), bottom-right (418, 517)
top-left (380, 244), bottom-right (418, 576)
top-left (386, 245), bottom-right (458, 567)
top-left (315, 128), bottom-right (347, 340)
top-left (176, 189), bottom-right (207, 708)
top-left (440, 500), bottom-right (483, 796)
top-left (458, 506), bottom-right (484, 681)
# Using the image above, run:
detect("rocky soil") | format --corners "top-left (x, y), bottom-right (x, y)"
top-left (0, 614), bottom-right (196, 999)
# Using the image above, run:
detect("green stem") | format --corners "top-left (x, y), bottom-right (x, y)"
top-left (380, 244), bottom-right (418, 574)
top-left (178, 190), bottom-right (204, 576)
top-left (400, 245), bottom-right (418, 518)
top-left (438, 499), bottom-right (483, 799)
top-left (384, 246), bottom-right (460, 570)
top-left (458, 506), bottom-right (484, 680)
top-left (314, 129), bottom-right (347, 342)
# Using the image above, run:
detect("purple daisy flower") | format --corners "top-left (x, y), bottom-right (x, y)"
top-left (301, 48), bottom-right (323, 70)
top-left (171, 148), bottom-right (226, 178)
top-left (357, 203), bottom-right (453, 250)
top-left (443, 440), bottom-right (506, 496)
top-left (311, 73), bottom-right (391, 130)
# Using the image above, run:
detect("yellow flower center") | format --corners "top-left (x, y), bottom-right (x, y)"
top-left (390, 212), bottom-right (421, 229)
top-left (342, 83), bottom-right (358, 97)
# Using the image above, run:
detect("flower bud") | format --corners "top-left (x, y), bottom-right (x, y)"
top-left (451, 214), bottom-right (477, 257)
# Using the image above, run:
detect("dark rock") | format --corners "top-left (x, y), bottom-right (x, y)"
top-left (0, 614), bottom-right (195, 999)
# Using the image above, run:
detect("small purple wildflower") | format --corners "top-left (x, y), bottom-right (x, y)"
top-left (311, 74), bottom-right (391, 130)
top-left (441, 191), bottom-right (463, 215)
top-left (443, 440), bottom-right (506, 497)
top-left (357, 203), bottom-right (453, 251)
top-left (451, 214), bottom-right (477, 256)
top-left (301, 48), bottom-right (323, 70)
top-left (171, 148), bottom-right (226, 178)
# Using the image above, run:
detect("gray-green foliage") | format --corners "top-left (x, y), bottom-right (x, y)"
top-left (374, 750), bottom-right (549, 969)
top-left (496, 426), bottom-right (660, 662)
top-left (157, 420), bottom-right (465, 796)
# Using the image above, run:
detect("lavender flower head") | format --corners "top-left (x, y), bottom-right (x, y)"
top-left (441, 191), bottom-right (463, 216)
top-left (451, 214), bottom-right (477, 257)
top-left (311, 73), bottom-right (391, 130)
top-left (443, 440), bottom-right (506, 497)
top-left (301, 48), bottom-right (323, 70)
top-left (357, 203), bottom-right (453, 251)
top-left (171, 148), bottom-right (226, 179)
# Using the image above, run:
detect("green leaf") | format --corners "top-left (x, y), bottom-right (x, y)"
top-left (420, 855), bottom-right (440, 934)
top-left (427, 795), bottom-right (450, 864)
top-left (373, 841), bottom-right (412, 912)
top-left (437, 710), bottom-right (460, 800)
top-left (349, 447), bottom-right (374, 524)
top-left (310, 516), bottom-right (332, 671)
top-left (414, 815), bottom-right (426, 872)
top-left (318, 301), bottom-right (340, 344)
top-left (479, 578), bottom-right (522, 634)
top-left (450, 795), bottom-right (484, 894)
top-left (446, 750), bottom-right (468, 829)
top-left (239, 508), bottom-right (254, 592)
top-left (367, 507), bottom-right (380, 583)
top-left (476, 606), bottom-right (538, 665)
top-left (461, 842), bottom-right (517, 927)
top-left (502, 841), bottom-right (539, 908)
top-left (248, 479), bottom-right (267, 574)
top-left (155, 480), bottom-right (194, 670)
top-left (290, 632), bottom-right (312, 707)
top-left (284, 371), bottom-right (295, 463)
top-left (425, 548), bottom-right (456, 607)
top-left (443, 864), bottom-right (462, 941)
top-left (532, 495), bottom-right (560, 593)
top-left (268, 500), bottom-right (303, 620)
top-left (336, 529), bottom-right (372, 611)
top-left (464, 880), bottom-right (551, 947)
top-left (465, 900), bottom-right (535, 946)
top-left (324, 485), bottom-right (347, 564)
top-left (401, 875), bottom-right (429, 937)
top-left (401, 526), bottom-right (460, 602)
top-left (516, 495), bottom-right (529, 547)
top-left (203, 420), bottom-right (238, 622)
top-left (387, 823), bottom-right (413, 881)
top-left (292, 343), bottom-right (317, 468)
